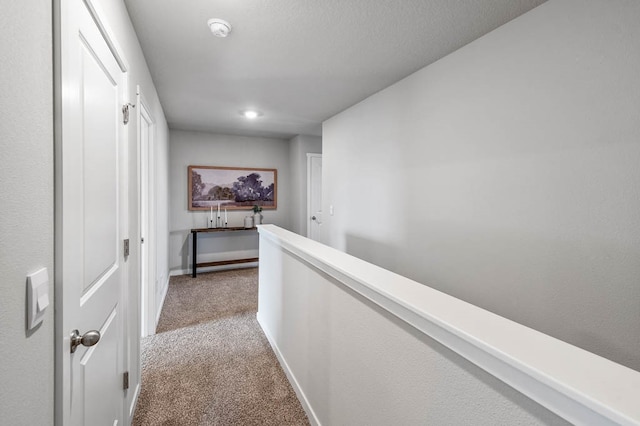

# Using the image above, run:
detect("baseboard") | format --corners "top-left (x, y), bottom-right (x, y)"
top-left (257, 313), bottom-right (321, 426)
top-left (155, 275), bottom-right (170, 328)
top-left (169, 262), bottom-right (259, 277)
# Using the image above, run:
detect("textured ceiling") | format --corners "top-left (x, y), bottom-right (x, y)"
top-left (124, 0), bottom-right (547, 139)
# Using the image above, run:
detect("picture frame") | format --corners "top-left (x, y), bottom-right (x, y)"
top-left (188, 165), bottom-right (277, 210)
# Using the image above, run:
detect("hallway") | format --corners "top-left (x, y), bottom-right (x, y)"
top-left (133, 268), bottom-right (309, 425)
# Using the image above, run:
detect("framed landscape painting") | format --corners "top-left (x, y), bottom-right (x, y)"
top-left (188, 165), bottom-right (277, 210)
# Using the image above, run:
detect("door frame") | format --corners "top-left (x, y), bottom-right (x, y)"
top-left (306, 153), bottom-right (322, 239)
top-left (54, 0), bottom-right (136, 424)
top-left (137, 88), bottom-right (157, 338)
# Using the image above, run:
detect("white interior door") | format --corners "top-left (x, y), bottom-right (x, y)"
top-left (140, 114), bottom-right (148, 336)
top-left (307, 154), bottom-right (323, 241)
top-left (57, 0), bottom-right (128, 424)
top-left (138, 93), bottom-right (156, 338)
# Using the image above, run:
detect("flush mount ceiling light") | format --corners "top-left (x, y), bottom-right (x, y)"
top-left (240, 110), bottom-right (262, 119)
top-left (207, 18), bottom-right (232, 38)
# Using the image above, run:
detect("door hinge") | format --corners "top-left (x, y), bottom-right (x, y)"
top-left (123, 371), bottom-right (129, 390)
top-left (123, 239), bottom-right (130, 257)
top-left (122, 103), bottom-right (135, 125)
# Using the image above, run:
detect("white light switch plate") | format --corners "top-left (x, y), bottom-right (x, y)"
top-left (27, 267), bottom-right (49, 330)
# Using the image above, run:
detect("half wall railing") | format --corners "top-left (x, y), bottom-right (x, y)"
top-left (256, 225), bottom-right (639, 425)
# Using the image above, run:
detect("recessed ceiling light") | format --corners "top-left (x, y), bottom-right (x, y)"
top-left (241, 110), bottom-right (262, 119)
top-left (207, 18), bottom-right (232, 38)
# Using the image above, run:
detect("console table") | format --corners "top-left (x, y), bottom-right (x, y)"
top-left (191, 227), bottom-right (258, 277)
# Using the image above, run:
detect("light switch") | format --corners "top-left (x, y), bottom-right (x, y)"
top-left (27, 267), bottom-right (49, 330)
top-left (37, 290), bottom-right (49, 311)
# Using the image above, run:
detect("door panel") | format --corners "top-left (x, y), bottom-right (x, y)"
top-left (81, 307), bottom-right (119, 426)
top-left (80, 30), bottom-right (119, 293)
top-left (59, 0), bottom-right (127, 424)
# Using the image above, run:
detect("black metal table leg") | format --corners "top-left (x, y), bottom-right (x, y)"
top-left (192, 230), bottom-right (197, 277)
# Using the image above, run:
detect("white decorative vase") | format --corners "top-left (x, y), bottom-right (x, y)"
top-left (254, 213), bottom-right (263, 226)
top-left (244, 216), bottom-right (254, 229)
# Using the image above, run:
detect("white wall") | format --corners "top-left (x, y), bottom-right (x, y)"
top-left (169, 130), bottom-right (292, 273)
top-left (0, 2), bottom-right (54, 424)
top-left (289, 135), bottom-right (322, 235)
top-left (323, 0), bottom-right (640, 372)
top-left (0, 1), bottom-right (170, 422)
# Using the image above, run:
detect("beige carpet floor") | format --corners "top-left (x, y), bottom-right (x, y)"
top-left (133, 268), bottom-right (310, 426)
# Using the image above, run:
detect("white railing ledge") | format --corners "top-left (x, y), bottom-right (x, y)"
top-left (258, 225), bottom-right (640, 425)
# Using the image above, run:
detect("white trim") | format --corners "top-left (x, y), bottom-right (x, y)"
top-left (257, 225), bottom-right (640, 426)
top-left (155, 275), bottom-right (170, 327)
top-left (128, 383), bottom-right (140, 418)
top-left (257, 313), bottom-right (321, 426)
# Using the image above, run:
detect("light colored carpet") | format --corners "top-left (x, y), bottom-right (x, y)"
top-left (133, 268), bottom-right (310, 426)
